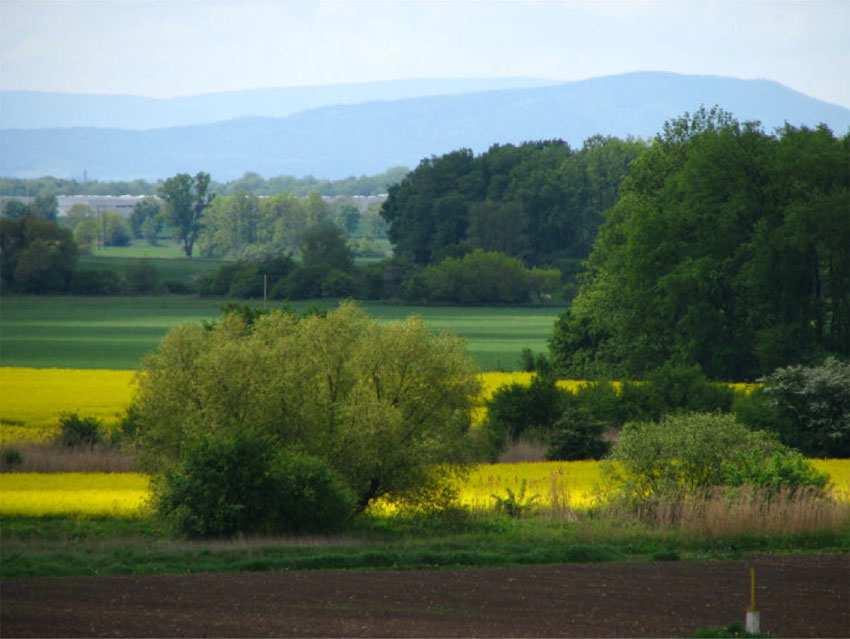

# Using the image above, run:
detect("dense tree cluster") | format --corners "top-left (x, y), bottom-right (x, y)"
top-left (380, 137), bottom-right (644, 269)
top-left (2, 193), bottom-right (58, 221)
top-left (0, 216), bottom-right (78, 292)
top-left (551, 109), bottom-right (850, 379)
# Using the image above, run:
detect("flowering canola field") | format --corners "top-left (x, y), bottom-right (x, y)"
top-left (0, 368), bottom-right (594, 443)
top-left (0, 472), bottom-right (150, 517)
top-left (0, 368), bottom-right (136, 443)
top-left (0, 367), bottom-right (760, 443)
top-left (2, 461), bottom-right (848, 518)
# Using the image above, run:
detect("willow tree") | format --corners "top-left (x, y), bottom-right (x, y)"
top-left (133, 302), bottom-right (480, 510)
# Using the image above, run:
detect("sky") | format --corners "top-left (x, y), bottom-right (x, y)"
top-left (1, 0), bottom-right (849, 108)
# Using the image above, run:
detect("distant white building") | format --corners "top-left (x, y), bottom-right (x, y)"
top-left (57, 195), bottom-right (155, 217)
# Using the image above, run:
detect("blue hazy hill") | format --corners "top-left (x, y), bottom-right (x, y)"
top-left (2, 72), bottom-right (849, 180)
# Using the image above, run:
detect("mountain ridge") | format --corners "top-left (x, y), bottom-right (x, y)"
top-left (2, 72), bottom-right (848, 180)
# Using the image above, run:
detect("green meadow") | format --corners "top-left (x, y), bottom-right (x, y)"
top-left (0, 296), bottom-right (563, 371)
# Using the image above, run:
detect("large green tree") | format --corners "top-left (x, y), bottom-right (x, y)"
top-left (133, 303), bottom-right (480, 510)
top-left (551, 109), bottom-right (850, 379)
top-left (380, 138), bottom-right (644, 269)
top-left (159, 172), bottom-right (214, 257)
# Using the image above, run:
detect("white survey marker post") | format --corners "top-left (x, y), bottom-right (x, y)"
top-left (746, 566), bottom-right (761, 634)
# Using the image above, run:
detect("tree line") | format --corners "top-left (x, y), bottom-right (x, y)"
top-left (0, 166), bottom-right (408, 198)
top-left (381, 136), bottom-right (645, 271)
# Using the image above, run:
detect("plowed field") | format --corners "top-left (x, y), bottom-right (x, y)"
top-left (2, 555), bottom-right (847, 637)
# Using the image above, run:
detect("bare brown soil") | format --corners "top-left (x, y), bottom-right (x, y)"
top-left (2, 555), bottom-right (848, 637)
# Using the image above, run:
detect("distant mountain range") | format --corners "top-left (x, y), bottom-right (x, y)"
top-left (0, 78), bottom-right (554, 130)
top-left (2, 72), bottom-right (849, 181)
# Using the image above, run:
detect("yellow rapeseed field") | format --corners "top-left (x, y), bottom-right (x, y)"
top-left (0, 368), bottom-right (136, 443)
top-left (0, 472), bottom-right (150, 517)
top-left (0, 367), bottom-right (758, 443)
top-left (2, 461), bottom-right (847, 518)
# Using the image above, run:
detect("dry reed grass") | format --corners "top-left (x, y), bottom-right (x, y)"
top-left (497, 439), bottom-right (548, 463)
top-left (612, 487), bottom-right (850, 538)
top-left (0, 443), bottom-right (137, 473)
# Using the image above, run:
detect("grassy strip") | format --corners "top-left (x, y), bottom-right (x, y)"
top-left (0, 296), bottom-right (562, 371)
top-left (3, 514), bottom-right (848, 579)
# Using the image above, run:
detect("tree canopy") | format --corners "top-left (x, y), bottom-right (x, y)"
top-left (551, 108), bottom-right (850, 379)
top-left (159, 172), bottom-right (214, 257)
top-left (380, 137), bottom-right (645, 268)
top-left (133, 302), bottom-right (481, 510)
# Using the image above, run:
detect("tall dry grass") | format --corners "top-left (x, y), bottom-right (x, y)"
top-left (0, 443), bottom-right (137, 473)
top-left (607, 487), bottom-right (850, 538)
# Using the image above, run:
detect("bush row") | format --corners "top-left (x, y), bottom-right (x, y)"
top-left (486, 358), bottom-right (850, 460)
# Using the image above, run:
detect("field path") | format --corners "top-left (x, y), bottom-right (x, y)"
top-left (2, 555), bottom-right (848, 637)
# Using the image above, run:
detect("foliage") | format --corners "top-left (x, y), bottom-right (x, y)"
top-left (301, 221), bottom-right (354, 273)
top-left (409, 250), bottom-right (561, 304)
top-left (484, 372), bottom-right (568, 458)
top-left (133, 302), bottom-right (480, 510)
top-left (152, 431), bottom-right (355, 537)
top-left (491, 479), bottom-right (540, 518)
top-left (196, 191), bottom-right (337, 259)
top-left (0, 216), bottom-right (78, 292)
top-left (159, 172), bottom-right (214, 257)
top-left (606, 413), bottom-right (829, 504)
top-left (125, 260), bottom-right (160, 294)
top-left (756, 358), bottom-right (850, 457)
top-left (546, 404), bottom-right (610, 461)
top-left (551, 110), bottom-right (850, 379)
top-left (57, 413), bottom-right (103, 448)
top-left (69, 269), bottom-right (126, 295)
top-left (129, 198), bottom-right (162, 240)
top-left (382, 137), bottom-right (644, 268)
top-left (0, 167), bottom-right (408, 199)
top-left (1, 448), bottom-right (23, 470)
top-left (101, 212), bottom-right (132, 247)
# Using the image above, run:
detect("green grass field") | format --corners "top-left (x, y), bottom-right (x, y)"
top-left (0, 296), bottom-right (563, 370)
top-left (89, 239), bottom-right (187, 259)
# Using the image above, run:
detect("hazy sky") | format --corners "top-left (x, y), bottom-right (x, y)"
top-left (2, 0), bottom-right (849, 107)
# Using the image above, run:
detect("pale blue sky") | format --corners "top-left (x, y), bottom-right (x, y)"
top-left (2, 0), bottom-right (849, 107)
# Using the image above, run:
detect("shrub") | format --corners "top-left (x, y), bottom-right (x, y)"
top-left (321, 269), bottom-right (355, 297)
top-left (606, 413), bottom-right (828, 505)
top-left (491, 479), bottom-right (539, 518)
top-left (757, 358), bottom-right (850, 457)
top-left (572, 381), bottom-right (623, 426)
top-left (163, 280), bottom-right (193, 294)
top-left (416, 250), bottom-right (533, 304)
top-left (227, 263), bottom-right (262, 298)
top-left (57, 413), bottom-right (102, 448)
top-left (268, 450), bottom-right (356, 533)
top-left (1, 448), bottom-right (23, 470)
top-left (484, 372), bottom-right (567, 458)
top-left (125, 260), bottom-right (160, 294)
top-left (645, 362), bottom-right (735, 417)
top-left (546, 404), bottom-right (610, 460)
top-left (70, 269), bottom-right (125, 295)
top-left (153, 432), bottom-right (355, 537)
